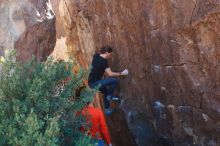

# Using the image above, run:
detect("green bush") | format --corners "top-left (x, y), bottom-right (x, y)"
top-left (0, 50), bottom-right (95, 146)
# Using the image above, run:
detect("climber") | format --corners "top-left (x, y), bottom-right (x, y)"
top-left (88, 46), bottom-right (128, 115)
top-left (79, 99), bottom-right (113, 146)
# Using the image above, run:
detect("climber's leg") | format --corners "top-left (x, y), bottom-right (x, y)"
top-left (89, 77), bottom-right (118, 109)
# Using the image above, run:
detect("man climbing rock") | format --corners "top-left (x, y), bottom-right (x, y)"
top-left (88, 46), bottom-right (128, 115)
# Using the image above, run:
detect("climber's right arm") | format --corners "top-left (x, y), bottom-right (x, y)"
top-left (105, 67), bottom-right (121, 77)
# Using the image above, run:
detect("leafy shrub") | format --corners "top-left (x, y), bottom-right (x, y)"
top-left (0, 50), bottom-right (95, 146)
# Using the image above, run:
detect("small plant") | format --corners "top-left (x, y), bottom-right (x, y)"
top-left (0, 50), bottom-right (95, 146)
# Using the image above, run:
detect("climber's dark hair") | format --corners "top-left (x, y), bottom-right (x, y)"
top-left (100, 46), bottom-right (113, 54)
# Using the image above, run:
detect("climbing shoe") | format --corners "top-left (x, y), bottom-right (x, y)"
top-left (106, 95), bottom-right (112, 101)
top-left (111, 95), bottom-right (120, 102)
top-left (105, 108), bottom-right (114, 116)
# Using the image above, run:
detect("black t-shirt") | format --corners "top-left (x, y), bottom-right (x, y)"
top-left (88, 54), bottom-right (109, 84)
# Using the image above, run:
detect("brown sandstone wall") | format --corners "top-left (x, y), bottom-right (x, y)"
top-left (60, 0), bottom-right (220, 146)
top-left (50, 0), bottom-right (69, 61)
top-left (0, 0), bottom-right (56, 62)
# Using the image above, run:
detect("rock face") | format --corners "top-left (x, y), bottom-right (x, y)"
top-left (50, 0), bottom-right (69, 61)
top-left (59, 0), bottom-right (220, 146)
top-left (0, 0), bottom-right (56, 62)
top-left (51, 0), bottom-right (64, 39)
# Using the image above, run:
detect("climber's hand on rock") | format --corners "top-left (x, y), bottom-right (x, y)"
top-left (121, 69), bottom-right (128, 75)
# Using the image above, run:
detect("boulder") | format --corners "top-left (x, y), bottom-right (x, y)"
top-left (0, 0), bottom-right (56, 62)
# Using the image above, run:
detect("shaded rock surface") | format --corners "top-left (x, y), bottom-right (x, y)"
top-left (59, 0), bottom-right (220, 146)
top-left (106, 108), bottom-right (138, 146)
top-left (0, 0), bottom-right (56, 62)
